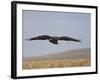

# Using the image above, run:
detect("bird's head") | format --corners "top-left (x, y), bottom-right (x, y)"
top-left (52, 36), bottom-right (58, 40)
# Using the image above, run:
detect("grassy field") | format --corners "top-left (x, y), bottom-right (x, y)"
top-left (22, 58), bottom-right (90, 69)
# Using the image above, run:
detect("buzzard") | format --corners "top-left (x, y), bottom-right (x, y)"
top-left (25, 35), bottom-right (81, 44)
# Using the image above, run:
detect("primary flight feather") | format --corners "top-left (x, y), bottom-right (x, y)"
top-left (26, 35), bottom-right (81, 44)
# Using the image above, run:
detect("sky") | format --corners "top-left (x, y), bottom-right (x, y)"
top-left (22, 10), bottom-right (91, 58)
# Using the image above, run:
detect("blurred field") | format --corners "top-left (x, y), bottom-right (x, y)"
top-left (22, 58), bottom-right (90, 69)
top-left (22, 48), bottom-right (91, 69)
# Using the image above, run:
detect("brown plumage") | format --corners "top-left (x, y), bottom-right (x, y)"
top-left (26, 35), bottom-right (81, 44)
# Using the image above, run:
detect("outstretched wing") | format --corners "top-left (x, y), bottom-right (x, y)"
top-left (58, 36), bottom-right (81, 42)
top-left (26, 35), bottom-right (51, 41)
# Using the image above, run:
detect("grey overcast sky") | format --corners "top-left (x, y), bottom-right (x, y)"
top-left (22, 10), bottom-right (91, 58)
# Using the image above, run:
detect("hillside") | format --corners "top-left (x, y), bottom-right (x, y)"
top-left (24, 48), bottom-right (90, 60)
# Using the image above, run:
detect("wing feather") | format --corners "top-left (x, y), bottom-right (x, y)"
top-left (26, 35), bottom-right (51, 41)
top-left (59, 36), bottom-right (81, 42)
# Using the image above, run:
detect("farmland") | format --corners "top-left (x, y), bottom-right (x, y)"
top-left (22, 48), bottom-right (91, 69)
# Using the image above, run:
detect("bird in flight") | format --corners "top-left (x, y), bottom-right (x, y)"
top-left (25, 35), bottom-right (81, 45)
